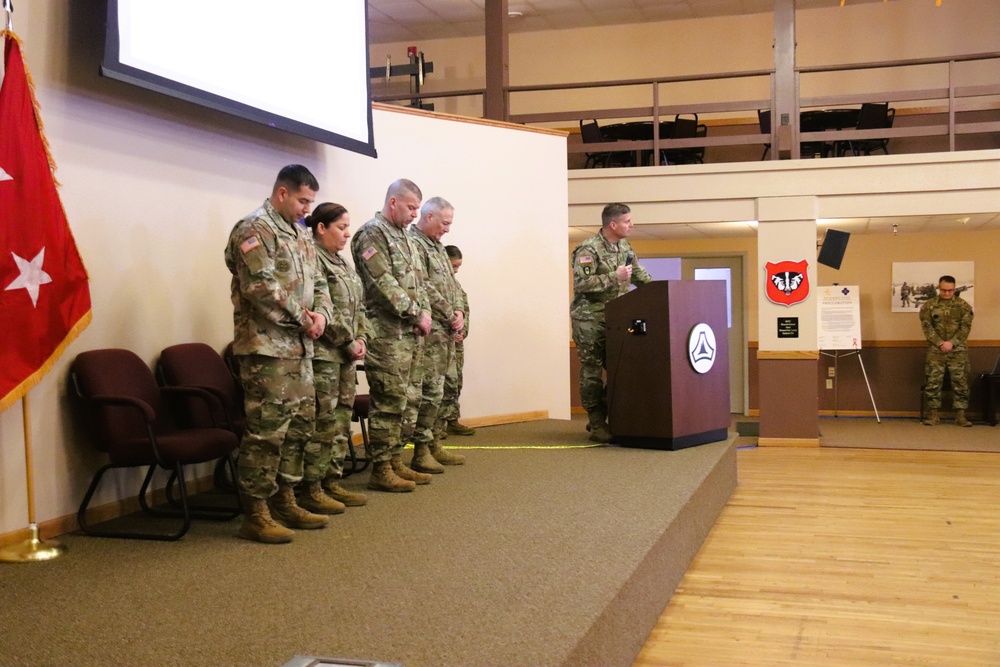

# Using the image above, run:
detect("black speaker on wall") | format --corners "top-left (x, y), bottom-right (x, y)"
top-left (817, 229), bottom-right (851, 270)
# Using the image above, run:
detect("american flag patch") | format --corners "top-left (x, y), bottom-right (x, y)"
top-left (240, 236), bottom-right (261, 254)
top-left (579, 255), bottom-right (593, 264)
top-left (362, 246), bottom-right (378, 260)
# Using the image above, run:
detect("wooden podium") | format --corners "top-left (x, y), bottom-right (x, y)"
top-left (605, 280), bottom-right (729, 450)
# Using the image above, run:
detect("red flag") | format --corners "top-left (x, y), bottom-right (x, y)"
top-left (0, 32), bottom-right (91, 412)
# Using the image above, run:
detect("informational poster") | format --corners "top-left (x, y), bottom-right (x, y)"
top-left (817, 285), bottom-right (861, 350)
top-left (891, 261), bottom-right (974, 313)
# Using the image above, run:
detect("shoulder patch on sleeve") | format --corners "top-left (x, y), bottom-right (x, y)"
top-left (362, 246), bottom-right (378, 261)
top-left (578, 254), bottom-right (593, 265)
top-left (240, 236), bottom-right (261, 254)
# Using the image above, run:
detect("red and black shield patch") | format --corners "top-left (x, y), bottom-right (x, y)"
top-left (765, 260), bottom-right (810, 306)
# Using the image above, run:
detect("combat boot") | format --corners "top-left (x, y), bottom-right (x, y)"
top-left (236, 497), bottom-right (294, 544)
top-left (410, 443), bottom-right (445, 474)
top-left (587, 412), bottom-right (613, 443)
top-left (268, 483), bottom-right (328, 529)
top-left (431, 442), bottom-right (466, 465)
top-left (391, 455), bottom-right (432, 485)
top-left (297, 481), bottom-right (346, 515)
top-left (322, 477), bottom-right (368, 506)
top-left (367, 460), bottom-right (416, 493)
top-left (447, 420), bottom-right (476, 436)
top-left (955, 409), bottom-right (972, 427)
top-left (922, 409), bottom-right (940, 426)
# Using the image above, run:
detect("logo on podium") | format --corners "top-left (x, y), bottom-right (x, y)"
top-left (688, 323), bottom-right (717, 374)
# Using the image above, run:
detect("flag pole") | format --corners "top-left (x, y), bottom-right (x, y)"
top-left (0, 392), bottom-right (68, 562)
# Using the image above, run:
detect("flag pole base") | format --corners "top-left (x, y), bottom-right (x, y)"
top-left (0, 523), bottom-right (67, 563)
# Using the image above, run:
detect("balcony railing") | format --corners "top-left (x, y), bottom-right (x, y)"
top-left (372, 51), bottom-right (1000, 165)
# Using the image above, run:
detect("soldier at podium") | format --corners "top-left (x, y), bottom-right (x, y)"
top-left (571, 203), bottom-right (652, 442)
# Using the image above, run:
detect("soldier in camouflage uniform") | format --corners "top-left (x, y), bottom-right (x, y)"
top-left (300, 203), bottom-right (373, 513)
top-left (440, 245), bottom-right (475, 437)
top-left (407, 198), bottom-right (467, 473)
top-left (224, 164), bottom-right (334, 543)
top-left (351, 179), bottom-right (433, 492)
top-left (920, 275), bottom-right (974, 427)
top-left (570, 203), bottom-right (652, 442)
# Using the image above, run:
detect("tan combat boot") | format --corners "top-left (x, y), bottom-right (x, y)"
top-left (588, 412), bottom-right (613, 443)
top-left (446, 420), bottom-right (476, 436)
top-left (955, 409), bottom-right (972, 427)
top-left (368, 460), bottom-right (416, 493)
top-left (322, 477), bottom-right (368, 506)
top-left (430, 442), bottom-right (466, 465)
top-left (391, 455), bottom-right (432, 485)
top-left (297, 481), bottom-right (346, 515)
top-left (922, 409), bottom-right (940, 426)
top-left (236, 497), bottom-right (294, 544)
top-left (410, 443), bottom-right (445, 474)
top-left (268, 483), bottom-right (329, 529)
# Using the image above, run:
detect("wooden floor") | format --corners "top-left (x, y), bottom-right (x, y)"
top-left (633, 446), bottom-right (1000, 667)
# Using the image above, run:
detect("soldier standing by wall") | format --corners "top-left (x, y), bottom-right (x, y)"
top-left (224, 164), bottom-right (333, 543)
top-left (441, 244), bottom-right (475, 437)
top-left (407, 198), bottom-right (466, 473)
top-left (920, 274), bottom-right (974, 427)
top-left (301, 203), bottom-right (372, 513)
top-left (570, 203), bottom-right (652, 442)
top-left (351, 179), bottom-right (433, 491)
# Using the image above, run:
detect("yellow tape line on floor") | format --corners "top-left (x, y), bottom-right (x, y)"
top-left (402, 443), bottom-right (605, 450)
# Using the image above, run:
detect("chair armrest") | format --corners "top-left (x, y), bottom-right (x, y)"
top-left (160, 385), bottom-right (235, 431)
top-left (88, 394), bottom-right (156, 422)
top-left (161, 385), bottom-right (226, 415)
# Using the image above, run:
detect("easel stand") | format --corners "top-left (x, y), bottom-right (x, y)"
top-left (821, 349), bottom-right (881, 423)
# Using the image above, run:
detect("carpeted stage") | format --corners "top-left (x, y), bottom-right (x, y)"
top-left (0, 417), bottom-right (737, 667)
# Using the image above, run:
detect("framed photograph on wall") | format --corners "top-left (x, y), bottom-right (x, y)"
top-left (891, 261), bottom-right (975, 313)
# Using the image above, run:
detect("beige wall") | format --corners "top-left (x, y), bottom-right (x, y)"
top-left (372, 0), bottom-right (1000, 121)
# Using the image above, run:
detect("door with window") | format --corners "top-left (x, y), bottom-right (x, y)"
top-left (682, 256), bottom-right (746, 414)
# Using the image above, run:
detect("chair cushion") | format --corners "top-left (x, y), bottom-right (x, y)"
top-left (108, 427), bottom-right (238, 466)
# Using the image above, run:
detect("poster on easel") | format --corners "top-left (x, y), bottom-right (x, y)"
top-left (817, 285), bottom-right (861, 350)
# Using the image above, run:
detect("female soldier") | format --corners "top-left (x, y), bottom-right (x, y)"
top-left (300, 203), bottom-right (373, 512)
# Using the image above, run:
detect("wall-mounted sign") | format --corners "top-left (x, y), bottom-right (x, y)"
top-left (817, 285), bottom-right (861, 350)
top-left (688, 323), bottom-right (717, 374)
top-left (777, 317), bottom-right (799, 338)
top-left (765, 259), bottom-right (810, 307)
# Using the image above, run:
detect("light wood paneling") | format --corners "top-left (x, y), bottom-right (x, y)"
top-left (634, 447), bottom-right (1000, 667)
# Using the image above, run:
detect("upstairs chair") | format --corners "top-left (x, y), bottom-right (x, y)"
top-left (71, 348), bottom-right (241, 540)
top-left (799, 110), bottom-right (832, 158)
top-left (157, 342), bottom-right (245, 492)
top-left (846, 102), bottom-right (895, 156)
top-left (758, 109), bottom-right (772, 160)
top-left (580, 119), bottom-right (611, 168)
top-left (661, 114), bottom-right (703, 165)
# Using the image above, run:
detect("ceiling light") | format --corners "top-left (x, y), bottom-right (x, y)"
top-left (508, 11), bottom-right (523, 18)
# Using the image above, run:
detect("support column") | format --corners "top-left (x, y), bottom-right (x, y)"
top-left (484, 0), bottom-right (510, 122)
top-left (773, 0), bottom-right (798, 159)
top-left (756, 196), bottom-right (819, 446)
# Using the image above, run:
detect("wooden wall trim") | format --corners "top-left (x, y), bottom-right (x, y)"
top-left (758, 437), bottom-right (820, 447)
top-left (373, 102), bottom-right (567, 137)
top-left (757, 350), bottom-right (820, 360)
top-left (751, 340), bottom-right (1000, 348)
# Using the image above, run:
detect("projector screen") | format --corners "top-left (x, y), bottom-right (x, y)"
top-left (102, 0), bottom-right (376, 157)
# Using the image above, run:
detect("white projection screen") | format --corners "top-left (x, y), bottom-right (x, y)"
top-left (101, 0), bottom-right (376, 157)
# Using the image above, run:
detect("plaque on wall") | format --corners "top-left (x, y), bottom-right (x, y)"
top-left (777, 317), bottom-right (799, 338)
